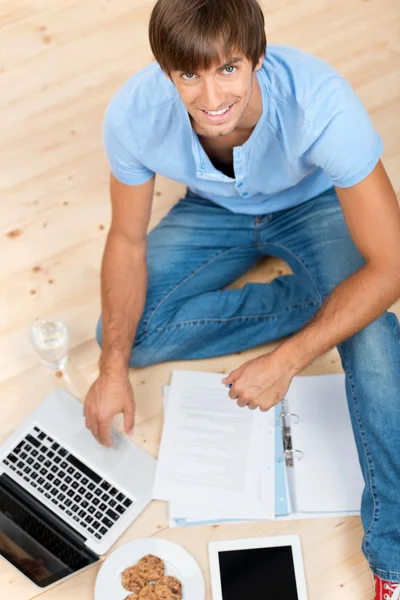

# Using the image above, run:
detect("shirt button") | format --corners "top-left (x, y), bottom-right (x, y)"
top-left (238, 183), bottom-right (243, 188)
top-left (255, 217), bottom-right (261, 224)
top-left (242, 192), bottom-right (248, 197)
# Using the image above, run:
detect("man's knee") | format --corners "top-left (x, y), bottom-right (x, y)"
top-left (339, 311), bottom-right (399, 371)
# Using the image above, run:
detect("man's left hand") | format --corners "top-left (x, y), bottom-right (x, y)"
top-left (222, 351), bottom-right (294, 412)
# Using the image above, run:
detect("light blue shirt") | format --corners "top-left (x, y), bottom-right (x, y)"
top-left (103, 44), bottom-right (383, 215)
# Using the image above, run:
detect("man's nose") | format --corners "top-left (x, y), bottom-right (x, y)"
top-left (200, 79), bottom-right (225, 110)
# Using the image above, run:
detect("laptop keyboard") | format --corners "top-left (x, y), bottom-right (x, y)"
top-left (1, 425), bottom-right (135, 542)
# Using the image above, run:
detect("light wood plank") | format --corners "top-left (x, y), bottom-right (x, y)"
top-left (1, 0), bottom-right (399, 598)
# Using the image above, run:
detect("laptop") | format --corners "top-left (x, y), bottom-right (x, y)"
top-left (0, 387), bottom-right (156, 589)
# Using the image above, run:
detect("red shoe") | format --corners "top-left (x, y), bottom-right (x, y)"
top-left (374, 575), bottom-right (400, 600)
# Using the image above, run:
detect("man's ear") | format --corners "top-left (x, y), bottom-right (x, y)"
top-left (255, 53), bottom-right (265, 71)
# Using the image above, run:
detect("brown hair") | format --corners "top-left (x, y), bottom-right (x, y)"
top-left (149, 0), bottom-right (267, 74)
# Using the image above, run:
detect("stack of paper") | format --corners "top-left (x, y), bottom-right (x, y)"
top-left (152, 370), bottom-right (365, 528)
top-left (152, 370), bottom-right (276, 523)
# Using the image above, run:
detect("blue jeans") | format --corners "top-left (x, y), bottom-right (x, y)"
top-left (97, 187), bottom-right (400, 579)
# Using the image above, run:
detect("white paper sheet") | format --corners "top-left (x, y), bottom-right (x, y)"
top-left (288, 374), bottom-right (364, 513)
top-left (153, 370), bottom-right (275, 520)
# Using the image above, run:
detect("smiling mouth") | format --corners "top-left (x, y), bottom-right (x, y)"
top-left (200, 103), bottom-right (235, 121)
top-left (203, 105), bottom-right (231, 115)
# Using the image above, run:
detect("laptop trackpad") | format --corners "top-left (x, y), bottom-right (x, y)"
top-left (72, 428), bottom-right (123, 470)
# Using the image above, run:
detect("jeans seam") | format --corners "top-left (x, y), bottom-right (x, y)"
top-left (372, 566), bottom-right (400, 580)
top-left (338, 342), bottom-right (378, 565)
top-left (257, 241), bottom-right (324, 303)
top-left (137, 300), bottom-right (319, 340)
top-left (141, 243), bottom-right (259, 335)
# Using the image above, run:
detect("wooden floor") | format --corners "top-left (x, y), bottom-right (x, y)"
top-left (1, 0), bottom-right (399, 598)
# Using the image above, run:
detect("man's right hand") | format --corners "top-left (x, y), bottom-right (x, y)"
top-left (83, 373), bottom-right (135, 447)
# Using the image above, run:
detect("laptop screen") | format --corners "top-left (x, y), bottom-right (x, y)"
top-left (218, 546), bottom-right (299, 600)
top-left (0, 475), bottom-right (98, 587)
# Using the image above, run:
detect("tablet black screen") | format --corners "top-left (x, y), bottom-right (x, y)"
top-left (218, 546), bottom-right (299, 600)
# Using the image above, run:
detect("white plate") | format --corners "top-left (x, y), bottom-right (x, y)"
top-left (94, 538), bottom-right (205, 600)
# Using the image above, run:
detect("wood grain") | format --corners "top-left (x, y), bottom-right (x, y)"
top-left (0, 0), bottom-right (399, 598)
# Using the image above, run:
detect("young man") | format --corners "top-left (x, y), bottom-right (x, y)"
top-left (84, 0), bottom-right (400, 595)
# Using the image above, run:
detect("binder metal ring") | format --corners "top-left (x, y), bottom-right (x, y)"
top-left (275, 412), bottom-right (299, 425)
top-left (278, 449), bottom-right (304, 463)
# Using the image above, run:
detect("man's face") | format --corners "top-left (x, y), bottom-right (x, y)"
top-left (169, 52), bottom-right (264, 138)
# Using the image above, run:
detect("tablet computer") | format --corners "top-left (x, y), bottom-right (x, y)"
top-left (209, 535), bottom-right (308, 600)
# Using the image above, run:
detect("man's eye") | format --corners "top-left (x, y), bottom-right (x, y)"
top-left (182, 73), bottom-right (196, 80)
top-left (224, 66), bottom-right (236, 74)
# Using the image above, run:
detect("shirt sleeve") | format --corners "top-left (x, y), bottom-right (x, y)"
top-left (102, 107), bottom-right (155, 186)
top-left (300, 77), bottom-right (384, 188)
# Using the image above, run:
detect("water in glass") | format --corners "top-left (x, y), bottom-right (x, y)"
top-left (30, 318), bottom-right (69, 370)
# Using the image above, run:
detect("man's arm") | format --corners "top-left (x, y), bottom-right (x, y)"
top-left (223, 161), bottom-right (400, 410)
top-left (277, 160), bottom-right (400, 374)
top-left (84, 173), bottom-right (155, 446)
top-left (100, 173), bottom-right (154, 373)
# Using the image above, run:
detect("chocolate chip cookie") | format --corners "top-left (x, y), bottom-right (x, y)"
top-left (121, 565), bottom-right (146, 593)
top-left (154, 575), bottom-right (183, 599)
top-left (139, 585), bottom-right (159, 599)
top-left (137, 554), bottom-right (165, 582)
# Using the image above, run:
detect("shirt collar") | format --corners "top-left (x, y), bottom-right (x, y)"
top-left (179, 66), bottom-right (269, 180)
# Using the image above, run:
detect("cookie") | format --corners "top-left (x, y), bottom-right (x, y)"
top-left (139, 585), bottom-right (159, 599)
top-left (137, 554), bottom-right (165, 582)
top-left (121, 565), bottom-right (146, 593)
top-left (126, 596), bottom-right (140, 600)
top-left (154, 576), bottom-right (182, 599)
